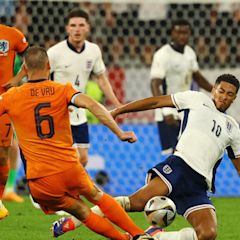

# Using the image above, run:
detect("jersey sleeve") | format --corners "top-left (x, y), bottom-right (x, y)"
top-left (227, 121), bottom-right (240, 159)
top-left (13, 28), bottom-right (28, 54)
top-left (171, 90), bottom-right (199, 110)
top-left (93, 45), bottom-right (106, 75)
top-left (191, 49), bottom-right (199, 72)
top-left (150, 49), bottom-right (167, 79)
top-left (65, 83), bottom-right (80, 103)
top-left (0, 89), bottom-right (12, 115)
top-left (47, 47), bottom-right (57, 73)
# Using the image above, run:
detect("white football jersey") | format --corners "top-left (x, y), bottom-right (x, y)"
top-left (47, 40), bottom-right (106, 125)
top-left (171, 90), bottom-right (240, 191)
top-left (150, 44), bottom-right (199, 121)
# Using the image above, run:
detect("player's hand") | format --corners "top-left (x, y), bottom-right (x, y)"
top-left (164, 114), bottom-right (179, 126)
top-left (119, 131), bottom-right (137, 143)
top-left (2, 77), bottom-right (18, 89)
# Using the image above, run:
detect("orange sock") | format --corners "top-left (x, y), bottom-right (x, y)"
top-left (82, 211), bottom-right (129, 240)
top-left (96, 193), bottom-right (144, 237)
top-left (0, 164), bottom-right (9, 199)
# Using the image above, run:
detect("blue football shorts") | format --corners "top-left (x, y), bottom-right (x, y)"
top-left (146, 155), bottom-right (215, 218)
top-left (71, 122), bottom-right (90, 148)
top-left (157, 121), bottom-right (180, 153)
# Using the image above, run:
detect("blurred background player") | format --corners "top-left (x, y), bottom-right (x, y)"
top-left (3, 52), bottom-right (25, 203)
top-left (0, 24), bottom-right (28, 219)
top-left (150, 19), bottom-right (212, 155)
top-left (0, 46), bottom-right (154, 240)
top-left (47, 8), bottom-right (122, 167)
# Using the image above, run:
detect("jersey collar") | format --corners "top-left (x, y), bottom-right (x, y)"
top-left (67, 39), bottom-right (85, 54)
top-left (170, 42), bottom-right (185, 54)
top-left (28, 79), bottom-right (48, 83)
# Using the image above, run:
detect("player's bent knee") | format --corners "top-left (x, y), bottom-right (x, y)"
top-left (197, 227), bottom-right (217, 240)
top-left (65, 200), bottom-right (91, 221)
top-left (85, 186), bottom-right (103, 202)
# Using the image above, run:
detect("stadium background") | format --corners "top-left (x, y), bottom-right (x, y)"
top-left (1, 0), bottom-right (240, 196)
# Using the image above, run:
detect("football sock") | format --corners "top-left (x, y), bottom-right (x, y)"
top-left (96, 193), bottom-right (144, 237)
top-left (0, 164), bottom-right (9, 199)
top-left (153, 227), bottom-right (197, 240)
top-left (115, 196), bottom-right (131, 211)
top-left (67, 196), bottom-right (131, 228)
top-left (5, 169), bottom-right (17, 193)
top-left (82, 211), bottom-right (129, 240)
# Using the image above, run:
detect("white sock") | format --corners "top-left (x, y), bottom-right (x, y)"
top-left (115, 196), bottom-right (131, 211)
top-left (68, 196), bottom-right (131, 228)
top-left (153, 227), bottom-right (197, 240)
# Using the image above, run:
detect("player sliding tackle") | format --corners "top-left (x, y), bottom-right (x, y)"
top-left (53, 74), bottom-right (240, 240)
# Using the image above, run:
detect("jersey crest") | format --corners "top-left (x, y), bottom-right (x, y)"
top-left (163, 164), bottom-right (173, 174)
top-left (0, 40), bottom-right (9, 55)
top-left (86, 60), bottom-right (93, 71)
top-left (226, 120), bottom-right (232, 133)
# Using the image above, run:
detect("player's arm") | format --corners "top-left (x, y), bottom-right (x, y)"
top-left (2, 28), bottom-right (29, 89)
top-left (193, 71), bottom-right (212, 92)
top-left (231, 158), bottom-right (240, 176)
top-left (151, 78), bottom-right (163, 96)
top-left (2, 66), bottom-right (27, 89)
top-left (96, 73), bottom-right (122, 107)
top-left (73, 93), bottom-right (136, 143)
top-left (2, 47), bottom-right (28, 89)
top-left (111, 95), bottom-right (174, 119)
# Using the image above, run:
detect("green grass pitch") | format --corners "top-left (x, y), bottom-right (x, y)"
top-left (1, 197), bottom-right (240, 240)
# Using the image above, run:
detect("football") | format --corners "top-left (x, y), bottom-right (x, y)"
top-left (144, 196), bottom-right (176, 228)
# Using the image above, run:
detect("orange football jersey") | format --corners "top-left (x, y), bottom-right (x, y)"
top-left (0, 80), bottom-right (80, 179)
top-left (0, 24), bottom-right (28, 94)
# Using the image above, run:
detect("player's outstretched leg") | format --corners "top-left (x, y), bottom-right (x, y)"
top-left (52, 197), bottom-right (131, 240)
top-left (91, 193), bottom-right (146, 238)
top-left (3, 139), bottom-right (24, 203)
top-left (145, 226), bottom-right (197, 240)
top-left (52, 195), bottom-right (129, 231)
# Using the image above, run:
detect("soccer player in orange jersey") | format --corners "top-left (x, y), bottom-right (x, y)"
top-left (0, 24), bottom-right (28, 219)
top-left (0, 46), bottom-right (154, 240)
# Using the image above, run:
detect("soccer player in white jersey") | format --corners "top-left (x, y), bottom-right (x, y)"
top-left (150, 19), bottom-right (212, 155)
top-left (53, 74), bottom-right (239, 240)
top-left (47, 8), bottom-right (121, 166)
top-left (104, 73), bottom-right (239, 240)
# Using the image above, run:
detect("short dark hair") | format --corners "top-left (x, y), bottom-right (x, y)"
top-left (24, 46), bottom-right (48, 71)
top-left (215, 74), bottom-right (240, 93)
top-left (66, 8), bottom-right (90, 24)
top-left (171, 19), bottom-right (192, 31)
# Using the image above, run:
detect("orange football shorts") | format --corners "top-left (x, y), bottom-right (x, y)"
top-left (28, 162), bottom-right (95, 214)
